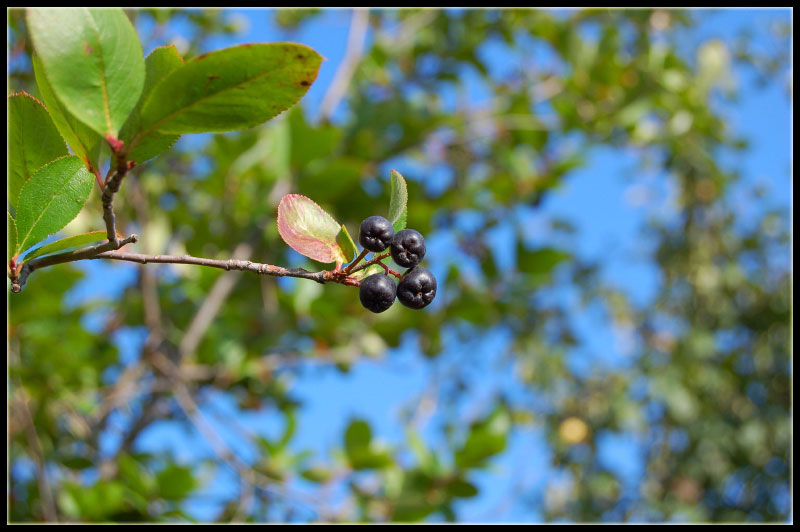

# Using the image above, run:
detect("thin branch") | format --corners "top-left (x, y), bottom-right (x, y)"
top-left (346, 251), bottom-right (391, 275)
top-left (91, 360), bottom-right (147, 429)
top-left (179, 242), bottom-right (253, 359)
top-left (102, 151), bottom-right (134, 244)
top-left (15, 385), bottom-right (57, 522)
top-left (317, 9), bottom-right (369, 122)
top-left (11, 236), bottom-right (382, 294)
top-left (149, 352), bottom-right (332, 521)
top-left (342, 248), bottom-right (369, 275)
top-left (11, 234), bottom-right (138, 292)
top-left (90, 250), bottom-right (360, 285)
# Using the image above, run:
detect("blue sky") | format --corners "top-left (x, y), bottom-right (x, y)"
top-left (38, 8), bottom-right (791, 523)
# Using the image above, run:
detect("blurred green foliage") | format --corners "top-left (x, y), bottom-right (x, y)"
top-left (8, 8), bottom-right (790, 523)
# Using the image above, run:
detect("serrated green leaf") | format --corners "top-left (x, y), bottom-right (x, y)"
top-left (120, 45), bottom-right (184, 163)
top-left (136, 43), bottom-right (321, 138)
top-left (8, 212), bottom-right (18, 263)
top-left (337, 224), bottom-right (358, 263)
top-left (20, 230), bottom-right (109, 263)
top-left (8, 92), bottom-right (69, 209)
top-left (32, 54), bottom-right (102, 171)
top-left (277, 194), bottom-right (346, 265)
top-left (15, 156), bottom-right (94, 255)
top-left (27, 8), bottom-right (145, 137)
top-left (388, 169), bottom-right (408, 231)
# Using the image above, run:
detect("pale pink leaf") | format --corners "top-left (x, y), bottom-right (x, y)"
top-left (277, 194), bottom-right (347, 265)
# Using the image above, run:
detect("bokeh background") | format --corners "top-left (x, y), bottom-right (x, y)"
top-left (8, 8), bottom-right (792, 523)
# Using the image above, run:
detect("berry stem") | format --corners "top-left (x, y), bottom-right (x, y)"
top-left (376, 262), bottom-right (402, 279)
top-left (347, 252), bottom-right (391, 275)
top-left (342, 248), bottom-right (369, 274)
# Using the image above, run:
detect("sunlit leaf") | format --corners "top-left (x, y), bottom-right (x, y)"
top-left (15, 156), bottom-right (94, 255)
top-left (337, 224), bottom-right (358, 263)
top-left (20, 230), bottom-right (114, 263)
top-left (277, 194), bottom-right (347, 265)
top-left (156, 465), bottom-right (196, 500)
top-left (8, 91), bottom-right (68, 209)
top-left (120, 45), bottom-right (185, 163)
top-left (32, 54), bottom-right (101, 171)
top-left (136, 43), bottom-right (322, 137)
top-left (388, 169), bottom-right (408, 232)
top-left (27, 8), bottom-right (145, 137)
top-left (8, 212), bottom-right (18, 263)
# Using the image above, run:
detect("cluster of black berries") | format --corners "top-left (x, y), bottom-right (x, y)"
top-left (357, 215), bottom-right (437, 314)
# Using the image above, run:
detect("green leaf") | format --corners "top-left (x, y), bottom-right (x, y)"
top-left (156, 465), bottom-right (196, 500)
top-left (15, 156), bottom-right (94, 256)
top-left (454, 408), bottom-right (510, 469)
top-left (65, 481), bottom-right (126, 521)
top-left (278, 410), bottom-right (297, 450)
top-left (454, 429), bottom-right (506, 469)
top-left (120, 45), bottom-right (184, 163)
top-left (407, 429), bottom-right (438, 474)
top-left (20, 230), bottom-right (109, 263)
top-left (337, 224), bottom-right (358, 263)
top-left (345, 419), bottom-right (372, 452)
top-left (352, 262), bottom-right (387, 281)
top-left (136, 43), bottom-right (322, 137)
top-left (61, 456), bottom-right (94, 470)
top-left (118, 454), bottom-right (155, 497)
top-left (516, 246), bottom-right (571, 275)
top-left (8, 212), bottom-right (18, 263)
top-left (277, 194), bottom-right (347, 265)
top-left (344, 419), bottom-right (392, 470)
top-left (388, 169), bottom-right (408, 231)
top-left (32, 54), bottom-right (102, 171)
top-left (8, 92), bottom-right (69, 209)
top-left (300, 467), bottom-right (332, 484)
top-left (446, 478), bottom-right (479, 499)
top-left (26, 8), bottom-right (145, 137)
top-left (288, 105), bottom-right (342, 168)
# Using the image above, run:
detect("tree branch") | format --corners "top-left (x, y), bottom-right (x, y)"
top-left (149, 351), bottom-right (333, 521)
top-left (15, 385), bottom-right (57, 522)
top-left (179, 242), bottom-right (253, 359)
top-left (102, 149), bottom-right (134, 244)
top-left (11, 234), bottom-right (139, 292)
top-left (90, 250), bottom-right (364, 285)
top-left (317, 9), bottom-right (369, 122)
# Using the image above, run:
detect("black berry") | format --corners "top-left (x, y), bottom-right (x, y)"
top-left (359, 216), bottom-right (395, 252)
top-left (391, 229), bottom-right (426, 268)
top-left (397, 266), bottom-right (437, 310)
top-left (359, 273), bottom-right (397, 313)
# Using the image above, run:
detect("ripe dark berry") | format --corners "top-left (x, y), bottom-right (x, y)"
top-left (391, 229), bottom-right (426, 268)
top-left (397, 266), bottom-right (437, 310)
top-left (359, 216), bottom-right (395, 252)
top-left (359, 273), bottom-right (397, 313)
